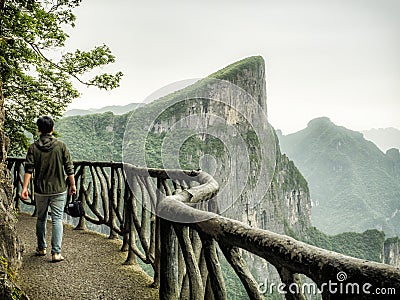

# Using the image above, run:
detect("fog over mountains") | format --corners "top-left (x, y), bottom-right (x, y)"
top-left (64, 103), bottom-right (141, 117)
top-left (362, 127), bottom-right (400, 153)
top-left (277, 117), bottom-right (400, 237)
top-left (65, 103), bottom-right (400, 153)
top-left (65, 102), bottom-right (400, 151)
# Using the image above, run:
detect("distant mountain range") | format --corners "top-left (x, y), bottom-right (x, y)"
top-left (65, 103), bottom-right (400, 153)
top-left (277, 117), bottom-right (400, 237)
top-left (362, 127), bottom-right (400, 152)
top-left (64, 102), bottom-right (142, 117)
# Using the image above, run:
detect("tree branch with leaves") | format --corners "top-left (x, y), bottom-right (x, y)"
top-left (0, 0), bottom-right (123, 155)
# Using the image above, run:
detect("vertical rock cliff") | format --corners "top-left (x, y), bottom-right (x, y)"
top-left (123, 56), bottom-right (312, 237)
top-left (0, 92), bottom-right (23, 298)
top-left (384, 237), bottom-right (400, 268)
top-left (209, 57), bottom-right (311, 236)
top-left (120, 56), bottom-right (313, 288)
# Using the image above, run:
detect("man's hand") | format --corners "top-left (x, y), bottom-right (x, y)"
top-left (21, 173), bottom-right (32, 200)
top-left (21, 187), bottom-right (29, 200)
top-left (69, 184), bottom-right (77, 195)
top-left (68, 174), bottom-right (76, 195)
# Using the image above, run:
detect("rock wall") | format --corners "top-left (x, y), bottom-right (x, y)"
top-left (386, 148), bottom-right (400, 181)
top-left (126, 56), bottom-right (312, 237)
top-left (262, 146), bottom-right (311, 236)
top-left (384, 237), bottom-right (400, 268)
top-left (122, 56), bottom-right (312, 291)
top-left (0, 162), bottom-right (22, 268)
top-left (209, 57), bottom-right (310, 236)
top-left (1, 86), bottom-right (23, 298)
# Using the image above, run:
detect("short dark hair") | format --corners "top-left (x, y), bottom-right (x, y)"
top-left (36, 116), bottom-right (54, 134)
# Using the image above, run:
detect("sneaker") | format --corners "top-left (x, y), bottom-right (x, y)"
top-left (35, 248), bottom-right (46, 256)
top-left (52, 253), bottom-right (65, 262)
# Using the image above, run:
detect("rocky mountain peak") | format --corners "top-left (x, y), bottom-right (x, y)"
top-left (307, 116), bottom-right (332, 128)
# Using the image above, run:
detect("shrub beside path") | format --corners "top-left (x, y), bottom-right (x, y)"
top-left (15, 213), bottom-right (159, 300)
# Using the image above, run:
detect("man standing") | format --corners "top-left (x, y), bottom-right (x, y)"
top-left (21, 116), bottom-right (76, 262)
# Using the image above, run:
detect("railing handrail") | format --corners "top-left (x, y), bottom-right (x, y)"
top-left (158, 197), bottom-right (400, 295)
top-left (8, 157), bottom-right (201, 179)
top-left (6, 157), bottom-right (400, 300)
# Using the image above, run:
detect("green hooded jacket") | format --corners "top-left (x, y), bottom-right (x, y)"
top-left (25, 133), bottom-right (74, 195)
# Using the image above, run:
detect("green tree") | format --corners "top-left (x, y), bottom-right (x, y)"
top-left (0, 0), bottom-right (123, 155)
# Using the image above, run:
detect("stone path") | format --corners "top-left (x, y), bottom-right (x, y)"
top-left (15, 213), bottom-right (159, 300)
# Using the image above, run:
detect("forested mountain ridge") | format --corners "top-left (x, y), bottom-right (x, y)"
top-left (278, 117), bottom-right (400, 238)
top-left (56, 112), bottom-right (129, 162)
top-left (64, 103), bottom-right (141, 117)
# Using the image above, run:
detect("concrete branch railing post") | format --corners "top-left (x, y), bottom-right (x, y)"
top-left (7, 158), bottom-right (400, 300)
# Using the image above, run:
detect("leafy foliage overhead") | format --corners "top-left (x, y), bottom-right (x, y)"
top-left (0, 0), bottom-right (123, 155)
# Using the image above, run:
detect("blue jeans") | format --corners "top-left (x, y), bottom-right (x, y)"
top-left (35, 193), bottom-right (65, 254)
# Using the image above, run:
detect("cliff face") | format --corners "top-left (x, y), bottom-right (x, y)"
top-left (265, 147), bottom-right (311, 236)
top-left (0, 120), bottom-right (23, 298)
top-left (211, 58), bottom-right (312, 236)
top-left (117, 57), bottom-right (312, 287)
top-left (386, 148), bottom-right (400, 181)
top-left (384, 237), bottom-right (400, 268)
top-left (122, 56), bottom-right (311, 237)
top-left (0, 166), bottom-right (20, 265)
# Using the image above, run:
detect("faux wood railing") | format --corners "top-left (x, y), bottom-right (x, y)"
top-left (8, 157), bottom-right (206, 288)
top-left (7, 157), bottom-right (400, 300)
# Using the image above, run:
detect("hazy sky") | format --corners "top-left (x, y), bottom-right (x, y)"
top-left (65, 0), bottom-right (400, 134)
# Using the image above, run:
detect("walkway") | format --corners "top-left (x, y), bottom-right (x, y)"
top-left (15, 213), bottom-right (159, 300)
